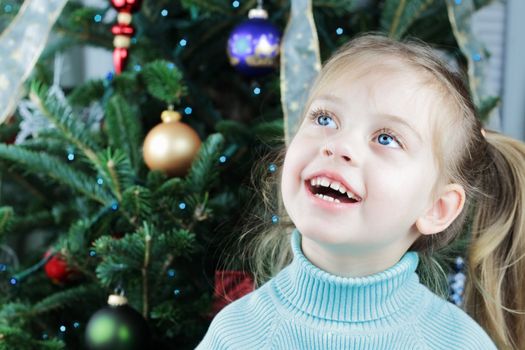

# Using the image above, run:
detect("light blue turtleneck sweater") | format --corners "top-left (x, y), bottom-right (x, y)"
top-left (197, 230), bottom-right (496, 349)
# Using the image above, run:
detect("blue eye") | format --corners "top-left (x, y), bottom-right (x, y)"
top-left (377, 130), bottom-right (402, 148)
top-left (315, 115), bottom-right (337, 128)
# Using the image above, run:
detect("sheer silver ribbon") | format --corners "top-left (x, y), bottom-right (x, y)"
top-left (280, 0), bottom-right (321, 144)
top-left (0, 0), bottom-right (68, 124)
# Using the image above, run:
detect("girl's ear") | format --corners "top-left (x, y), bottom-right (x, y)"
top-left (415, 184), bottom-right (466, 235)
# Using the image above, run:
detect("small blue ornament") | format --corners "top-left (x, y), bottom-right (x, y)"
top-left (450, 292), bottom-right (462, 306)
top-left (454, 256), bottom-right (465, 272)
top-left (448, 255), bottom-right (466, 306)
top-left (227, 8), bottom-right (280, 77)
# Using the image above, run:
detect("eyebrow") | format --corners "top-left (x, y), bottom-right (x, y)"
top-left (313, 94), bottom-right (423, 143)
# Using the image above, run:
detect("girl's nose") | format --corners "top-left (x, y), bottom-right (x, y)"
top-left (321, 140), bottom-right (352, 162)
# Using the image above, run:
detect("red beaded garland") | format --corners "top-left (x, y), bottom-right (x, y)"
top-left (110, 0), bottom-right (142, 13)
top-left (113, 48), bottom-right (129, 75)
top-left (111, 23), bottom-right (135, 36)
top-left (110, 0), bottom-right (142, 74)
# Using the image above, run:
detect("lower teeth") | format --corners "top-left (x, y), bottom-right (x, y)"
top-left (315, 194), bottom-right (340, 203)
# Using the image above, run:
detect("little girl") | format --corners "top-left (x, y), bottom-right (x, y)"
top-left (197, 34), bottom-right (525, 349)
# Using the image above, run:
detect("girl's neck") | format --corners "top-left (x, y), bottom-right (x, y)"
top-left (300, 234), bottom-right (416, 277)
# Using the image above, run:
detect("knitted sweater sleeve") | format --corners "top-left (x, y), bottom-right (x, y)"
top-left (195, 287), bottom-right (278, 350)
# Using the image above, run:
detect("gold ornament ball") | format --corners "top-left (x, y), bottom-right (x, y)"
top-left (143, 111), bottom-right (201, 177)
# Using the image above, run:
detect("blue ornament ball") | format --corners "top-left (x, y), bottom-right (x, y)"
top-left (227, 10), bottom-right (280, 77)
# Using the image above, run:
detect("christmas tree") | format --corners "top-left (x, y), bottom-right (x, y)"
top-left (0, 0), bottom-right (499, 349)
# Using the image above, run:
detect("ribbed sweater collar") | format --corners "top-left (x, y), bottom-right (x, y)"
top-left (274, 229), bottom-right (421, 322)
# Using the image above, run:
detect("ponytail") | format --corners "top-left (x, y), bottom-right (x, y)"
top-left (466, 130), bottom-right (525, 349)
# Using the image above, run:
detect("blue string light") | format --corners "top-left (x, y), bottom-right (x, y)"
top-left (4, 4), bottom-right (12, 13)
top-left (111, 202), bottom-right (119, 211)
top-left (268, 163), bottom-right (277, 173)
top-left (42, 333), bottom-right (49, 340)
top-left (9, 277), bottom-right (17, 285)
top-left (167, 269), bottom-right (176, 278)
top-left (253, 87), bottom-right (261, 95)
top-left (472, 53), bottom-right (482, 62)
top-left (174, 289), bottom-right (181, 296)
top-left (89, 249), bottom-right (96, 257)
top-left (67, 153), bottom-right (75, 161)
top-left (105, 72), bottom-right (114, 81)
top-left (336, 27), bottom-right (343, 35)
top-left (134, 64), bottom-right (142, 72)
top-left (184, 106), bottom-right (193, 115)
top-left (178, 202), bottom-right (186, 210)
top-left (179, 39), bottom-right (187, 47)
top-left (271, 215), bottom-right (279, 224)
top-left (232, 0), bottom-right (240, 8)
top-left (59, 325), bottom-right (66, 332)
top-left (96, 177), bottom-right (104, 185)
top-left (219, 155), bottom-right (227, 163)
top-left (73, 322), bottom-right (80, 329)
top-left (0, 263), bottom-right (6, 272)
top-left (93, 14), bottom-right (102, 23)
top-left (167, 62), bottom-right (175, 70)
top-left (161, 9), bottom-right (168, 17)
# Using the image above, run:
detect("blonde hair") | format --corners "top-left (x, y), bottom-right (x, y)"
top-left (237, 33), bottom-right (525, 349)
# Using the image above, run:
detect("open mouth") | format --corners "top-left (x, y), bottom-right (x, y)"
top-left (306, 176), bottom-right (361, 204)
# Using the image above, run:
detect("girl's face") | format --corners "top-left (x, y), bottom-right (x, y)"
top-left (281, 66), bottom-right (441, 271)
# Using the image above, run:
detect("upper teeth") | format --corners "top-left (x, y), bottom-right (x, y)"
top-left (309, 176), bottom-right (360, 201)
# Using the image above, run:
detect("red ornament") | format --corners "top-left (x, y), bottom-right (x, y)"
top-left (110, 0), bottom-right (142, 13)
top-left (44, 252), bottom-right (71, 284)
top-left (210, 270), bottom-right (254, 318)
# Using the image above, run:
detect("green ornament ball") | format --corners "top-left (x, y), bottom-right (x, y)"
top-left (85, 294), bottom-right (150, 350)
